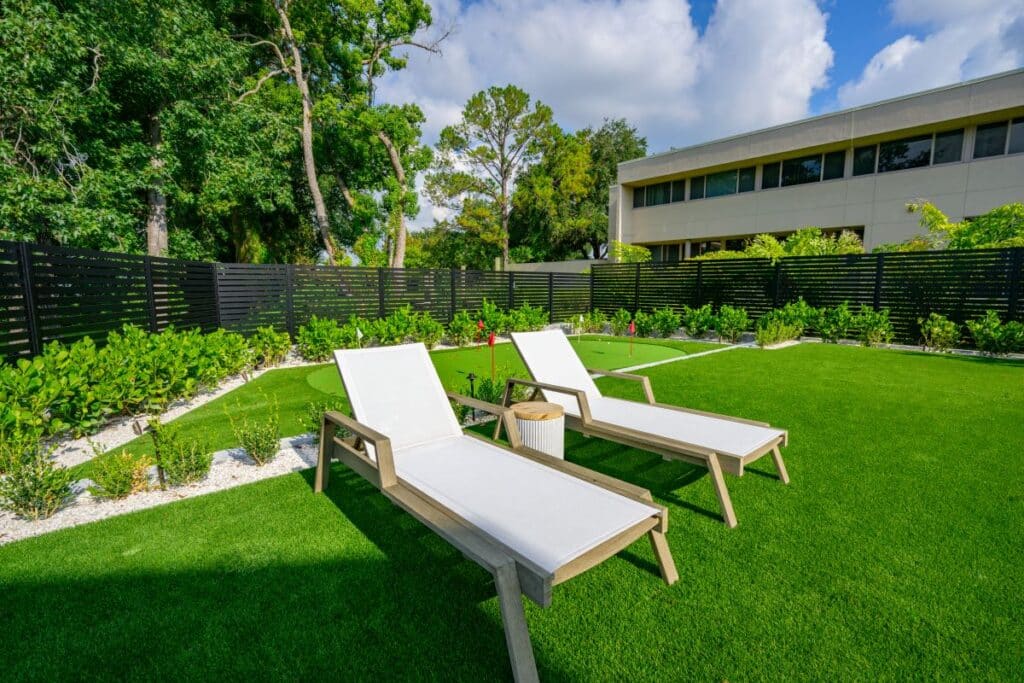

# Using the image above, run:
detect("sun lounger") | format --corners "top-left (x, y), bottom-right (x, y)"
top-left (507, 330), bottom-right (790, 528)
top-left (315, 343), bottom-right (678, 682)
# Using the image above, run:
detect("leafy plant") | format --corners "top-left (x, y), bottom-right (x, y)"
top-left (652, 307), bottom-right (682, 337)
top-left (755, 311), bottom-right (802, 347)
top-left (304, 398), bottom-right (349, 443)
top-left (508, 303), bottom-right (548, 332)
top-left (478, 299), bottom-right (509, 335)
top-left (296, 316), bottom-right (346, 361)
top-left (88, 448), bottom-right (151, 499)
top-left (373, 305), bottom-right (418, 345)
top-left (814, 302), bottom-right (854, 342)
top-left (0, 445), bottom-right (72, 520)
top-left (715, 305), bottom-right (749, 342)
top-left (582, 309), bottom-right (607, 333)
top-left (918, 313), bottom-right (960, 352)
top-left (610, 308), bottom-right (632, 336)
top-left (412, 311), bottom-right (446, 348)
top-left (249, 326), bottom-right (291, 368)
top-left (966, 310), bottom-right (1024, 355)
top-left (447, 310), bottom-right (478, 347)
top-left (148, 417), bottom-right (211, 487)
top-left (681, 304), bottom-right (715, 338)
top-left (853, 306), bottom-right (894, 347)
top-left (0, 426), bottom-right (42, 476)
top-left (633, 310), bottom-right (655, 337)
top-left (777, 298), bottom-right (816, 336)
top-left (228, 394), bottom-right (281, 466)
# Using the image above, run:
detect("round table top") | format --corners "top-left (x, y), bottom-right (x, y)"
top-left (511, 401), bottom-right (564, 421)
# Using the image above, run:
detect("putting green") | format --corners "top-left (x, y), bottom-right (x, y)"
top-left (305, 337), bottom-right (690, 396)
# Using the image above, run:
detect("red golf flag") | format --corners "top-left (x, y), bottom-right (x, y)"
top-left (477, 319), bottom-right (485, 330)
top-left (488, 331), bottom-right (496, 347)
top-left (628, 319), bottom-right (636, 335)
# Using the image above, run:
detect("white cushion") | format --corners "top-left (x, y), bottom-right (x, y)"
top-left (586, 397), bottom-right (784, 458)
top-left (511, 330), bottom-right (601, 414)
top-left (393, 435), bottom-right (659, 573)
top-left (335, 344), bottom-right (462, 454)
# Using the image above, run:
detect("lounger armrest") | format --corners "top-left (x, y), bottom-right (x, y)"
top-left (586, 368), bottom-right (655, 404)
top-left (502, 378), bottom-right (593, 423)
top-left (447, 391), bottom-right (525, 449)
top-left (322, 410), bottom-right (397, 488)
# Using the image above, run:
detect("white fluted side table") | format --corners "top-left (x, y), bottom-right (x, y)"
top-left (511, 401), bottom-right (565, 459)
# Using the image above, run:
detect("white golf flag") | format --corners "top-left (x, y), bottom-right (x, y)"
top-left (356, 327), bottom-right (364, 340)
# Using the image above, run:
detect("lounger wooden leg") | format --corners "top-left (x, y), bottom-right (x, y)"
top-left (707, 453), bottom-right (738, 528)
top-left (314, 419), bottom-right (337, 493)
top-left (648, 530), bottom-right (679, 585)
top-left (771, 445), bottom-right (790, 485)
top-left (493, 563), bottom-right (539, 683)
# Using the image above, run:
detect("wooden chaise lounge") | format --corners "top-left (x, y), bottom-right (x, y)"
top-left (315, 343), bottom-right (678, 682)
top-left (506, 330), bottom-right (790, 528)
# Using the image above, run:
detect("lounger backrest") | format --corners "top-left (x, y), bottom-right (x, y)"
top-left (335, 344), bottom-right (462, 453)
top-left (511, 330), bottom-right (602, 413)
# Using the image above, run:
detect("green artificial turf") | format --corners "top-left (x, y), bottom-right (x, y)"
top-left (6, 344), bottom-right (1023, 680)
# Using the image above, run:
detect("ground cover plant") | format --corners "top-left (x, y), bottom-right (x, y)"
top-left (2, 344), bottom-right (1021, 680)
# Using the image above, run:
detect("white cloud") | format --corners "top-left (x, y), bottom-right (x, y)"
top-left (837, 0), bottom-right (1024, 107)
top-left (375, 0), bottom-right (834, 229)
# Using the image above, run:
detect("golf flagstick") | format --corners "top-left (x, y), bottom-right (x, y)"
top-left (628, 319), bottom-right (635, 357)
top-left (356, 327), bottom-right (363, 348)
top-left (488, 331), bottom-right (496, 381)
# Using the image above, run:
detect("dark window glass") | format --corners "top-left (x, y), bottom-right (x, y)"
top-left (690, 176), bottom-right (705, 200)
top-left (933, 129), bottom-right (963, 164)
top-left (646, 181), bottom-right (670, 206)
top-left (706, 170), bottom-right (737, 198)
top-left (781, 154), bottom-right (822, 186)
top-left (974, 121), bottom-right (1008, 158)
top-left (737, 167), bottom-right (756, 192)
top-left (724, 238), bottom-right (745, 251)
top-left (665, 244), bottom-right (680, 261)
top-left (671, 179), bottom-right (686, 202)
top-left (649, 245), bottom-right (663, 262)
top-left (632, 186), bottom-right (645, 208)
top-left (761, 162), bottom-right (780, 188)
top-left (1009, 118), bottom-right (1024, 154)
top-left (878, 134), bottom-right (932, 172)
top-left (853, 145), bottom-right (876, 175)
top-left (823, 151), bottom-right (845, 180)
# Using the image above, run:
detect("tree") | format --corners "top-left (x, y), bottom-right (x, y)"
top-left (578, 119), bottom-right (647, 258)
top-left (607, 240), bottom-right (651, 263)
top-left (874, 201), bottom-right (1024, 252)
top-left (428, 85), bottom-right (556, 266)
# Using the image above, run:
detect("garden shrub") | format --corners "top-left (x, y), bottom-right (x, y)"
top-left (304, 398), bottom-right (349, 443)
top-left (148, 418), bottom-right (211, 487)
top-left (755, 311), bottom-right (802, 347)
top-left (478, 299), bottom-right (509, 335)
top-left (966, 310), bottom-right (1024, 355)
top-left (0, 446), bottom-right (72, 520)
top-left (338, 315), bottom-right (372, 348)
top-left (777, 298), bottom-right (816, 336)
top-left (412, 311), bottom-right (446, 348)
top-left (610, 309), bottom-right (632, 336)
top-left (652, 307), bottom-right (682, 337)
top-left (0, 427), bottom-right (42, 475)
top-left (508, 303), bottom-right (548, 332)
top-left (249, 326), bottom-right (291, 367)
top-left (814, 302), bottom-right (854, 342)
top-left (633, 310), bottom-right (655, 337)
top-left (853, 306), bottom-right (894, 347)
top-left (681, 304), bottom-right (715, 338)
top-left (228, 394), bottom-right (281, 466)
top-left (715, 305), bottom-right (749, 342)
top-left (918, 313), bottom-right (959, 352)
top-left (583, 309), bottom-right (607, 333)
top-left (88, 449), bottom-right (151, 499)
top-left (373, 305), bottom-right (418, 345)
top-left (297, 316), bottom-right (346, 361)
top-left (448, 310), bottom-right (478, 346)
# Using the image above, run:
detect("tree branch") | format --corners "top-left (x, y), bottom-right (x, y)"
top-left (235, 69), bottom-right (286, 103)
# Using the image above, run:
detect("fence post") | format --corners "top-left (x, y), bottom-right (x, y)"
top-left (634, 263), bottom-right (641, 312)
top-left (17, 242), bottom-right (41, 356)
top-left (771, 261), bottom-right (782, 308)
top-left (212, 263), bottom-right (223, 329)
top-left (1007, 248), bottom-right (1023, 321)
top-left (547, 272), bottom-right (554, 319)
top-left (143, 257), bottom-right (158, 333)
top-left (449, 269), bottom-right (458, 322)
top-left (377, 268), bottom-right (386, 319)
top-left (589, 268), bottom-right (595, 313)
top-left (873, 253), bottom-right (885, 311)
top-left (695, 261), bottom-right (703, 307)
top-left (508, 271), bottom-right (515, 309)
top-left (285, 265), bottom-right (295, 336)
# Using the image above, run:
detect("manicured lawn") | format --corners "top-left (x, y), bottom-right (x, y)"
top-left (6, 343), bottom-right (1023, 680)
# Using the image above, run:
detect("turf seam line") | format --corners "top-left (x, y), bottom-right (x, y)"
top-left (598, 342), bottom-right (752, 376)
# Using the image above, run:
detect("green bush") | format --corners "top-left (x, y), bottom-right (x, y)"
top-left (579, 309), bottom-right (607, 333)
top-left (0, 427), bottom-right (42, 475)
top-left (715, 305), bottom-right (749, 342)
top-left (296, 316), bottom-right (346, 361)
top-left (853, 306), bottom-right (894, 347)
top-left (814, 302), bottom-right (854, 342)
top-left (412, 311), bottom-right (446, 348)
top-left (918, 313), bottom-right (960, 352)
top-left (610, 309), bottom-right (632, 336)
top-left (478, 299), bottom-right (509, 335)
top-left (633, 310), bottom-right (655, 337)
top-left (373, 305), bottom-right (418, 345)
top-left (755, 311), bottom-right (802, 347)
top-left (508, 303), bottom-right (548, 332)
top-left (777, 298), bottom-right (816, 336)
top-left (304, 398), bottom-right (349, 443)
top-left (338, 315), bottom-right (372, 348)
top-left (652, 307), bottom-right (682, 337)
top-left (0, 446), bottom-right (72, 520)
top-left (448, 310), bottom-right (479, 347)
top-left (149, 418), bottom-right (212, 487)
top-left (228, 395), bottom-right (281, 466)
top-left (88, 449), bottom-right (151, 499)
top-left (966, 310), bottom-right (1024, 355)
top-left (249, 326), bottom-right (291, 367)
top-left (681, 304), bottom-right (715, 338)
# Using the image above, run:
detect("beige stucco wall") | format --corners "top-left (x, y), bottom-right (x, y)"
top-left (508, 259), bottom-right (602, 274)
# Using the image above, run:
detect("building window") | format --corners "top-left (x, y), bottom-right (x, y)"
top-left (706, 169), bottom-right (737, 198)
top-left (646, 181), bottom-right (670, 206)
top-left (823, 151), bottom-right (845, 180)
top-left (632, 186), bottom-right (645, 208)
top-left (782, 154), bottom-right (822, 186)
top-left (1009, 118), bottom-right (1024, 155)
top-left (853, 145), bottom-right (876, 176)
top-left (671, 179), bottom-right (686, 202)
top-left (690, 175), bottom-right (706, 200)
top-left (665, 243), bottom-right (680, 261)
top-left (974, 121), bottom-right (1008, 158)
top-left (738, 166), bottom-right (756, 192)
top-left (761, 162), bottom-right (780, 189)
top-left (724, 238), bottom-right (746, 251)
top-left (933, 129), bottom-right (964, 164)
top-left (878, 134), bottom-right (932, 172)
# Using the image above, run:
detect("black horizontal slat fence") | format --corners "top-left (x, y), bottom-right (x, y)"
top-left (592, 247), bottom-right (1024, 343)
top-left (0, 240), bottom-right (592, 361)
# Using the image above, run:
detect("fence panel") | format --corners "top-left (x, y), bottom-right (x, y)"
top-left (776, 254), bottom-right (877, 311)
top-left (591, 264), bottom-right (638, 314)
top-left (149, 257), bottom-right (219, 332)
top-left (216, 263), bottom-right (291, 335)
top-left (452, 270), bottom-right (510, 314)
top-left (291, 265), bottom-right (379, 329)
top-left (381, 268), bottom-right (453, 321)
top-left (0, 242), bottom-right (32, 360)
top-left (550, 273), bottom-right (591, 322)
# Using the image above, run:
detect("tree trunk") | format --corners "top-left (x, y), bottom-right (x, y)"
top-left (377, 131), bottom-right (408, 268)
top-left (145, 113), bottom-right (168, 256)
top-left (500, 176), bottom-right (510, 268)
top-left (276, 2), bottom-right (336, 264)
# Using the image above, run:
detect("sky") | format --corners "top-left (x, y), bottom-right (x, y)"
top-left (375, 0), bottom-right (1024, 228)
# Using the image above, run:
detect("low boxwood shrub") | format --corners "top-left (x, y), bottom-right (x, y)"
top-left (249, 326), bottom-right (291, 368)
top-left (448, 310), bottom-right (478, 346)
top-left (0, 446), bottom-right (72, 520)
top-left (652, 307), bottom-right (682, 338)
top-left (919, 313), bottom-right (959, 352)
top-left (853, 306), bottom-right (894, 347)
top-left (88, 449), bottom-right (152, 499)
top-left (0, 427), bottom-right (42, 476)
top-left (755, 310), bottom-right (802, 348)
top-left (228, 395), bottom-right (281, 466)
top-left (715, 305), bottom-right (749, 342)
top-left (297, 316), bottom-right (346, 361)
top-left (633, 310), bottom-right (655, 337)
top-left (814, 302), bottom-right (853, 343)
top-left (149, 418), bottom-right (211, 487)
top-left (966, 310), bottom-right (1024, 355)
top-left (681, 304), bottom-right (715, 338)
top-left (610, 309), bottom-right (631, 336)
